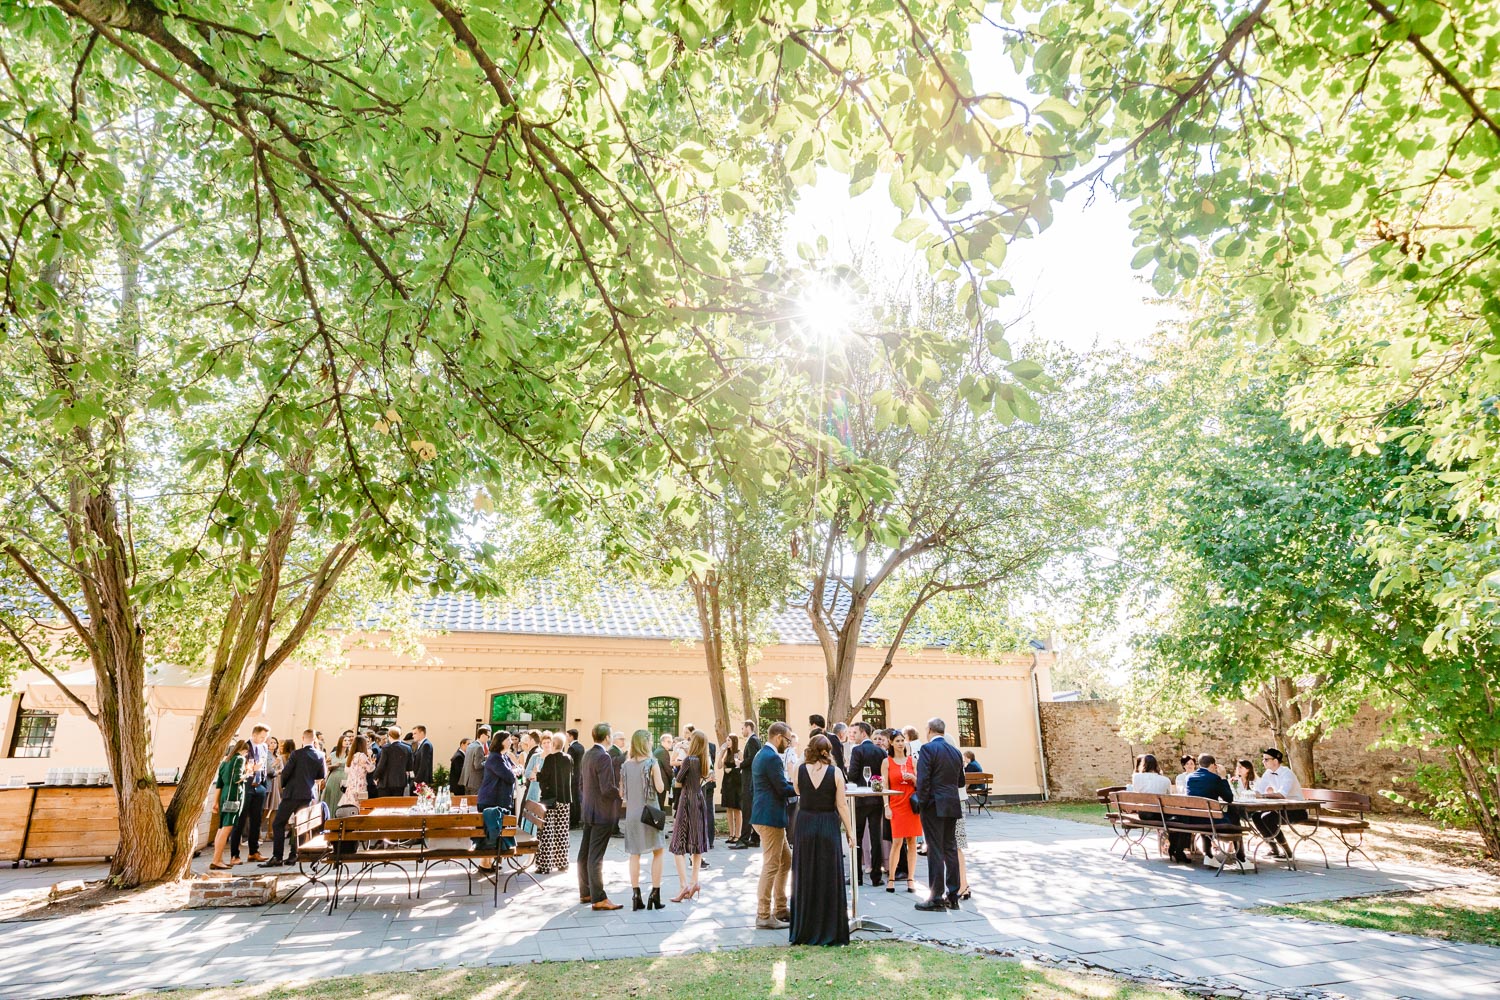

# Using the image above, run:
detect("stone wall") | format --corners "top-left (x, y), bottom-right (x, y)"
top-left (1038, 699), bottom-right (1441, 811)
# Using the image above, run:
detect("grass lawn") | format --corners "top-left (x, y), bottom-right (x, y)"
top-left (1257, 886), bottom-right (1500, 948)
top-left (93, 942), bottom-right (1195, 999)
top-left (996, 800), bottom-right (1112, 827)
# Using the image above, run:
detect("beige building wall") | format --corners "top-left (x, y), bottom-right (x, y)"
top-left (3, 632), bottom-right (1052, 798)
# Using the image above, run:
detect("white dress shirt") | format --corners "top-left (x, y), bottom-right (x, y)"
top-left (1253, 765), bottom-right (1303, 798)
top-left (1128, 772), bottom-right (1172, 795)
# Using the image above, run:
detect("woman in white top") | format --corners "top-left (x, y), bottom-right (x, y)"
top-left (1173, 753), bottom-right (1197, 792)
top-left (1128, 753), bottom-right (1172, 794)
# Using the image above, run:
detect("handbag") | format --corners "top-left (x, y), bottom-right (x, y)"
top-left (641, 761), bottom-right (666, 830)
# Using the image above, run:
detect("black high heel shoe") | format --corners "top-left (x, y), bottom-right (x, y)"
top-left (647, 887), bottom-right (664, 910)
top-left (958, 887), bottom-right (971, 900)
top-left (632, 887), bottom-right (645, 911)
top-left (886, 884), bottom-right (895, 893)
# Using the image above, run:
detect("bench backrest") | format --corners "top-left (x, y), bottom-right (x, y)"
top-left (965, 772), bottom-right (993, 786)
top-left (362, 796), bottom-right (416, 812)
top-left (1097, 784), bottom-right (1127, 805)
top-left (1111, 791), bottom-right (1162, 816)
top-left (325, 810), bottom-right (514, 844)
top-left (522, 799), bottom-right (547, 829)
top-left (292, 803), bottom-right (324, 845)
top-left (1303, 788), bottom-right (1370, 813)
top-left (1157, 793), bottom-right (1230, 821)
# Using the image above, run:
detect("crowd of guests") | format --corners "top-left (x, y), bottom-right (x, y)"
top-left (1125, 747), bottom-right (1306, 866)
top-left (206, 712), bottom-right (985, 949)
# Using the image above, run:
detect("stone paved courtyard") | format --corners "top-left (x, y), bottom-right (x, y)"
top-left (1, 812), bottom-right (1496, 999)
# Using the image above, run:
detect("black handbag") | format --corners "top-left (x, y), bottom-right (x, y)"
top-left (641, 761), bottom-right (666, 830)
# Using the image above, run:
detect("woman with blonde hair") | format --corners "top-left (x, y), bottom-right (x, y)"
top-left (535, 733), bottom-right (574, 873)
top-left (621, 729), bottom-right (667, 910)
top-left (668, 729), bottom-right (711, 901)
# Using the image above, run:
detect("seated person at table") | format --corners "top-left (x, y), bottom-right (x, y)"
top-left (1232, 758), bottom-right (1255, 792)
top-left (1173, 753), bottom-right (1196, 792)
top-left (1250, 748), bottom-right (1306, 859)
top-left (1127, 753), bottom-right (1172, 794)
top-left (1182, 754), bottom-right (1245, 868)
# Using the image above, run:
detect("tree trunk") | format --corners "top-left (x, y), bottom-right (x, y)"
top-left (1275, 676), bottom-right (1318, 786)
top-left (734, 644), bottom-right (756, 730)
top-left (690, 575), bottom-right (733, 745)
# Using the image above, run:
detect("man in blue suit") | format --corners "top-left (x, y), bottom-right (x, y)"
top-left (750, 722), bottom-right (796, 929)
top-left (913, 717), bottom-right (964, 910)
top-left (1183, 753), bottom-right (1245, 868)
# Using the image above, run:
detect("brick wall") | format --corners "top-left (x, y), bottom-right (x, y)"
top-left (1038, 700), bottom-right (1440, 812)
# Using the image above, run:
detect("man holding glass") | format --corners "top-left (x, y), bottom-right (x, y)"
top-left (847, 721), bottom-right (887, 887)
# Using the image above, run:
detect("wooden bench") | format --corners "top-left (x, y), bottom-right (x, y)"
top-left (965, 773), bottom-right (994, 817)
top-left (1096, 785), bottom-right (1129, 852)
top-left (1300, 789), bottom-right (1375, 869)
top-left (1107, 790), bottom-right (1165, 858)
top-left (1110, 792), bottom-right (1251, 874)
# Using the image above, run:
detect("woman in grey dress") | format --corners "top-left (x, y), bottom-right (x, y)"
top-left (621, 729), bottom-right (666, 911)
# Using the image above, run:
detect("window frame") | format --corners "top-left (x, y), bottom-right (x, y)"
top-left (489, 691), bottom-right (567, 730)
top-left (8, 699), bottom-right (59, 758)
top-left (956, 698), bottom-right (981, 747)
top-left (758, 697), bottom-right (788, 736)
top-left (646, 696), bottom-right (680, 745)
top-left (860, 697), bottom-right (888, 731)
top-left (356, 694), bottom-right (400, 735)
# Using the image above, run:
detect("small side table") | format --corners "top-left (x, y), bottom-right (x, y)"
top-left (845, 786), bottom-right (899, 934)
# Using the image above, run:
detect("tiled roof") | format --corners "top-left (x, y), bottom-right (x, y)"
top-left (371, 581), bottom-right (943, 647)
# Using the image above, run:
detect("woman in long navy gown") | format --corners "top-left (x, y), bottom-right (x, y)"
top-left (790, 734), bottom-right (854, 946)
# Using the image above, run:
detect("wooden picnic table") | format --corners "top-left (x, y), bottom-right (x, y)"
top-left (1229, 796), bottom-right (1321, 870)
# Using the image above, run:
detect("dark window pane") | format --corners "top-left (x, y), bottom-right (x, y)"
top-left (357, 694), bottom-right (400, 734)
top-left (861, 698), bottom-right (887, 731)
top-left (647, 697), bottom-right (680, 744)
top-left (9, 704), bottom-right (58, 758)
top-left (956, 699), bottom-right (980, 747)
top-left (490, 692), bottom-right (566, 729)
top-left (758, 697), bottom-right (787, 737)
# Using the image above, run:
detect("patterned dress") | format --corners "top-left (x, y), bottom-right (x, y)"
top-left (668, 755), bottom-right (711, 856)
top-left (340, 751), bottom-right (373, 808)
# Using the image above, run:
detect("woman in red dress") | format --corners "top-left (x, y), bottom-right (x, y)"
top-left (882, 731), bottom-right (921, 893)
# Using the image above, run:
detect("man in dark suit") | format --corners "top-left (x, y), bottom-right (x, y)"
top-left (750, 722), bottom-right (796, 929)
top-left (828, 722), bottom-right (847, 771)
top-left (654, 732), bottom-right (674, 814)
top-left (730, 719), bottom-right (761, 848)
top-left (566, 728), bottom-right (585, 829)
top-left (372, 726), bottom-right (412, 796)
top-left (229, 725), bottom-right (271, 863)
top-left (847, 721), bottom-right (888, 886)
top-left (1183, 753), bottom-right (1245, 867)
top-left (608, 731), bottom-right (627, 836)
top-left (261, 730), bottom-right (326, 867)
top-left (577, 722), bottom-right (622, 909)
top-left (448, 737), bottom-right (469, 795)
top-left (410, 725), bottom-right (434, 788)
top-left (809, 715), bottom-right (847, 773)
top-left (914, 718), bottom-right (964, 910)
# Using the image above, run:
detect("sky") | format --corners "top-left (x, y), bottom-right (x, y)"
top-left (785, 171), bottom-right (1169, 355)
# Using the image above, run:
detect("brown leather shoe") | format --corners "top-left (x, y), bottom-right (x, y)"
top-left (591, 899), bottom-right (622, 911)
top-left (247, 853), bottom-right (266, 862)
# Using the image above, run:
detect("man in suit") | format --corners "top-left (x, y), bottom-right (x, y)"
top-left (730, 719), bottom-right (761, 848)
top-left (410, 725), bottom-right (434, 788)
top-left (449, 737), bottom-right (469, 795)
top-left (608, 731), bottom-right (627, 836)
top-left (229, 725), bottom-right (271, 863)
top-left (460, 727), bottom-right (489, 797)
top-left (260, 730), bottom-right (326, 867)
top-left (914, 717), bottom-right (964, 911)
top-left (828, 722), bottom-right (848, 771)
top-left (847, 721), bottom-right (888, 886)
top-left (750, 722), bottom-right (796, 929)
top-left (577, 722), bottom-right (622, 909)
top-left (654, 733), bottom-right (675, 814)
top-left (372, 726), bottom-right (413, 796)
top-left (566, 728), bottom-right (585, 828)
top-left (1184, 753), bottom-right (1246, 868)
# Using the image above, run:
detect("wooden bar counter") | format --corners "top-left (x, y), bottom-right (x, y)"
top-left (1, 784), bottom-right (210, 864)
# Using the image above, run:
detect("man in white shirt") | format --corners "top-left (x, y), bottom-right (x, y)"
top-left (1250, 748), bottom-right (1305, 858)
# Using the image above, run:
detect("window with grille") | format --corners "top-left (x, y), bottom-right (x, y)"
top-left (8, 701), bottom-right (58, 758)
top-left (489, 691), bottom-right (566, 730)
top-left (758, 697), bottom-right (787, 736)
top-left (647, 696), bottom-right (680, 744)
top-left (956, 698), bottom-right (981, 747)
top-left (861, 698), bottom-right (888, 731)
top-left (357, 694), bottom-right (400, 734)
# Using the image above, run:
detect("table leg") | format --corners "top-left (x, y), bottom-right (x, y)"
top-left (846, 834), bottom-right (892, 934)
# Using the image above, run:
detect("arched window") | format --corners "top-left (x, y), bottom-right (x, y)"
top-left (758, 697), bottom-right (788, 736)
top-left (357, 694), bottom-right (399, 734)
top-left (647, 696), bottom-right (680, 743)
top-left (490, 691), bottom-right (566, 731)
top-left (861, 698), bottom-right (888, 731)
top-left (956, 698), bottom-right (981, 747)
